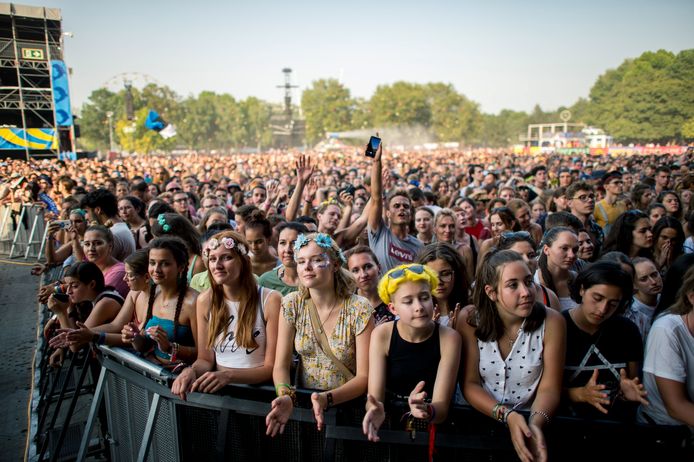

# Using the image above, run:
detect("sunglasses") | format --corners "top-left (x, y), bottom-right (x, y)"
top-left (387, 264), bottom-right (425, 280)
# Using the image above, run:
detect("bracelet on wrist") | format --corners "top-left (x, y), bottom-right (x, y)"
top-left (530, 410), bottom-right (551, 425)
top-left (325, 392), bottom-right (333, 410)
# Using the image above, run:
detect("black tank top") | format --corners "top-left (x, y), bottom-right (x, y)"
top-left (385, 321), bottom-right (441, 399)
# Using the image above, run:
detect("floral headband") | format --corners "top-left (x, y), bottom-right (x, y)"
top-left (157, 214), bottom-right (171, 233)
top-left (294, 233), bottom-right (346, 264)
top-left (204, 237), bottom-right (247, 257)
top-left (319, 197), bottom-right (342, 209)
top-left (70, 208), bottom-right (87, 218)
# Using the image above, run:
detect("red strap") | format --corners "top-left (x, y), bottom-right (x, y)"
top-left (428, 423), bottom-right (436, 462)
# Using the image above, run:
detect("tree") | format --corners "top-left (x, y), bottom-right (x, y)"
top-left (239, 97), bottom-right (273, 150)
top-left (78, 88), bottom-right (121, 150)
top-left (301, 79), bottom-right (354, 145)
top-left (369, 82), bottom-right (431, 128)
top-left (424, 83), bottom-right (481, 143)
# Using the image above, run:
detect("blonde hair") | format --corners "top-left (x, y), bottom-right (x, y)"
top-left (294, 232), bottom-right (356, 300)
top-left (377, 264), bottom-right (439, 305)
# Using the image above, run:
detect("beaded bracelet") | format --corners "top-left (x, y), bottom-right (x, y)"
top-left (170, 342), bottom-right (179, 362)
top-left (530, 410), bottom-right (551, 425)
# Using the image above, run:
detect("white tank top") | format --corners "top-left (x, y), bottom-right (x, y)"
top-left (477, 319), bottom-right (546, 411)
top-left (213, 287), bottom-right (272, 369)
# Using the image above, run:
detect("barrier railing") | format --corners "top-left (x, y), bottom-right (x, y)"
top-left (70, 345), bottom-right (692, 462)
top-left (0, 203), bottom-right (48, 259)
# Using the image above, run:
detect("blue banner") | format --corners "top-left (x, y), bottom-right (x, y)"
top-left (0, 128), bottom-right (57, 150)
top-left (51, 60), bottom-right (73, 127)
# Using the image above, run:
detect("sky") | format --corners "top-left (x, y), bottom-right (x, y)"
top-left (13, 0), bottom-right (694, 114)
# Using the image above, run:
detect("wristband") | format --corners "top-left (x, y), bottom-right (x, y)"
top-left (92, 333), bottom-right (100, 343)
top-left (170, 342), bottom-right (179, 362)
top-left (325, 392), bottom-right (333, 409)
top-left (97, 332), bottom-right (106, 345)
top-left (529, 410), bottom-right (551, 425)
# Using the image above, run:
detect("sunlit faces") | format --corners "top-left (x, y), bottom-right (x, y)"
top-left (148, 248), bottom-right (182, 285)
top-left (348, 252), bottom-right (380, 293)
top-left (507, 241), bottom-right (538, 274)
top-left (425, 258), bottom-right (454, 302)
top-left (414, 209), bottom-right (433, 235)
top-left (569, 189), bottom-right (595, 215)
top-left (632, 218), bottom-right (653, 250)
top-left (82, 230), bottom-right (112, 263)
top-left (489, 213), bottom-right (510, 237)
top-left (681, 189), bottom-right (692, 208)
top-left (295, 241), bottom-right (335, 289)
top-left (435, 215), bottom-right (457, 243)
top-left (64, 276), bottom-right (95, 304)
top-left (317, 204), bottom-right (342, 234)
top-left (499, 188), bottom-right (515, 203)
top-left (388, 280), bottom-right (434, 326)
top-left (207, 244), bottom-right (242, 285)
top-left (460, 201), bottom-right (476, 224)
top-left (656, 227), bottom-right (678, 252)
top-left (200, 197), bottom-right (220, 213)
top-left (577, 231), bottom-right (595, 261)
top-left (514, 206), bottom-right (532, 230)
top-left (123, 263), bottom-right (149, 291)
top-left (485, 261), bottom-right (536, 319)
top-left (648, 206), bottom-right (666, 227)
top-left (553, 194), bottom-right (568, 212)
top-left (559, 171), bottom-right (573, 187)
top-left (661, 193), bottom-right (680, 214)
top-left (173, 192), bottom-right (189, 214)
top-left (656, 171), bottom-right (672, 189)
top-left (147, 184), bottom-right (159, 198)
top-left (251, 187), bottom-right (267, 206)
top-left (69, 212), bottom-right (87, 234)
top-left (634, 260), bottom-right (662, 296)
top-left (118, 199), bottom-right (136, 221)
top-left (543, 231), bottom-right (578, 270)
top-left (277, 228), bottom-right (300, 268)
top-left (387, 196), bottom-right (412, 225)
top-left (605, 178), bottom-right (624, 196)
top-left (578, 284), bottom-right (623, 326)
top-left (531, 202), bottom-right (546, 222)
top-left (245, 227), bottom-right (269, 257)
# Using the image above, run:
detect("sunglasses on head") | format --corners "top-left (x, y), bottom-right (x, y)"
top-left (387, 264), bottom-right (425, 280)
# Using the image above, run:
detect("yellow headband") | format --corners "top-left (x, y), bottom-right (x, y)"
top-left (378, 264), bottom-right (439, 305)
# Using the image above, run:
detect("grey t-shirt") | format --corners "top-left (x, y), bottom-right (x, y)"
top-left (368, 219), bottom-right (423, 272)
top-left (110, 222), bottom-right (136, 262)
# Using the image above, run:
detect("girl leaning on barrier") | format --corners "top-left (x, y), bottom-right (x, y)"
top-left (457, 249), bottom-right (566, 462)
top-left (80, 225), bottom-right (130, 299)
top-left (171, 231), bottom-right (281, 400)
top-left (121, 237), bottom-right (198, 366)
top-left (362, 264), bottom-right (461, 442)
top-left (266, 233), bottom-right (374, 436)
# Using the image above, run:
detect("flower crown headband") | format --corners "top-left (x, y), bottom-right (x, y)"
top-left (293, 233), bottom-right (346, 264)
top-left (157, 214), bottom-right (171, 233)
top-left (319, 197), bottom-right (342, 210)
top-left (204, 236), bottom-right (247, 257)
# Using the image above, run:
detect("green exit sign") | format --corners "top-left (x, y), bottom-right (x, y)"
top-left (21, 48), bottom-right (44, 60)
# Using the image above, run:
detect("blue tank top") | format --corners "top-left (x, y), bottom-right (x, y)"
top-left (145, 315), bottom-right (194, 359)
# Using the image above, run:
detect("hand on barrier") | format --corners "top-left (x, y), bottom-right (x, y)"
top-left (65, 321), bottom-right (94, 349)
top-left (619, 369), bottom-right (649, 406)
top-left (407, 381), bottom-right (430, 420)
top-left (508, 411), bottom-right (547, 462)
top-left (49, 331), bottom-right (70, 349)
top-left (311, 392), bottom-right (327, 431)
top-left (362, 394), bottom-right (385, 442)
top-left (43, 316), bottom-right (59, 340)
top-left (266, 395), bottom-right (293, 437)
top-left (146, 325), bottom-right (171, 354)
top-left (568, 369), bottom-right (610, 414)
top-left (31, 263), bottom-right (46, 276)
top-left (192, 370), bottom-right (232, 394)
top-left (171, 367), bottom-right (196, 400)
top-left (49, 348), bottom-right (65, 368)
top-left (121, 322), bottom-right (139, 344)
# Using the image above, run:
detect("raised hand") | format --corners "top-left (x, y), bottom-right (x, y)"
top-left (407, 381), bottom-right (430, 419)
top-left (619, 368), bottom-right (649, 405)
top-left (448, 303), bottom-right (462, 329)
top-left (296, 155), bottom-right (316, 184)
top-left (338, 190), bottom-right (353, 208)
top-left (362, 394), bottom-right (386, 442)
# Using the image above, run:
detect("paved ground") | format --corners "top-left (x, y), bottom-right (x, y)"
top-left (0, 260), bottom-right (41, 462)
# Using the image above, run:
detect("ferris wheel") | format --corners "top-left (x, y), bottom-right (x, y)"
top-left (102, 72), bottom-right (164, 92)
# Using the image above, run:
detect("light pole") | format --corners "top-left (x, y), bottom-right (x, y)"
top-left (106, 111), bottom-right (114, 153)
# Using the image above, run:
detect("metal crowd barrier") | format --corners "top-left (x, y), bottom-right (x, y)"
top-left (64, 345), bottom-right (692, 462)
top-left (0, 203), bottom-right (48, 259)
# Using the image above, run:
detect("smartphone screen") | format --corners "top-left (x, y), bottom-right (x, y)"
top-left (365, 136), bottom-right (381, 158)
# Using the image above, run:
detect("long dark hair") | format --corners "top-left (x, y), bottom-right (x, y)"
top-left (470, 250), bottom-right (546, 342)
top-left (602, 210), bottom-right (652, 258)
top-left (145, 237), bottom-right (189, 342)
top-left (64, 261), bottom-right (105, 293)
top-left (151, 212), bottom-right (202, 256)
top-left (571, 261), bottom-right (633, 315)
top-left (121, 195), bottom-right (146, 220)
top-left (538, 226), bottom-right (577, 294)
top-left (416, 242), bottom-right (469, 308)
top-left (652, 215), bottom-right (685, 262)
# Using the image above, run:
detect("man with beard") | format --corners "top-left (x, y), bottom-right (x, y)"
top-left (368, 142), bottom-right (423, 272)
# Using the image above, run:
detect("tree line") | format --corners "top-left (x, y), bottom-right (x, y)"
top-left (77, 48), bottom-right (694, 152)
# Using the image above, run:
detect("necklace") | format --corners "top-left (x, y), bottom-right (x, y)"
top-left (159, 295), bottom-right (178, 310)
top-left (318, 299), bottom-right (340, 334)
top-left (504, 319), bottom-right (526, 349)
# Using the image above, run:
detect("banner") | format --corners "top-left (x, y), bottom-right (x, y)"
top-left (51, 60), bottom-right (73, 127)
top-left (0, 128), bottom-right (58, 150)
top-left (145, 110), bottom-right (176, 139)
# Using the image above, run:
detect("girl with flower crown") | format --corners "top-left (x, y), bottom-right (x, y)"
top-left (171, 231), bottom-right (281, 399)
top-left (362, 263), bottom-right (461, 443)
top-left (266, 232), bottom-right (374, 436)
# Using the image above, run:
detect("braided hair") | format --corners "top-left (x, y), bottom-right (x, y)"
top-left (145, 237), bottom-right (189, 342)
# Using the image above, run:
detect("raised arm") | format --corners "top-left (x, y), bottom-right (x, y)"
top-left (335, 198), bottom-right (372, 247)
top-left (285, 155), bottom-right (315, 221)
top-left (367, 142), bottom-right (384, 233)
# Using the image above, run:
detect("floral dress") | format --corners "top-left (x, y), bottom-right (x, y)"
top-left (282, 292), bottom-right (373, 390)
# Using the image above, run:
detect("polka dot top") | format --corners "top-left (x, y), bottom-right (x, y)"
top-left (477, 319), bottom-right (546, 411)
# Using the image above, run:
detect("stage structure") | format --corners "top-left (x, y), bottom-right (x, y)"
top-left (0, 3), bottom-right (76, 160)
top-left (270, 67), bottom-right (305, 148)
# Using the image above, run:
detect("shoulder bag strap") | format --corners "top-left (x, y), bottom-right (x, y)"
top-left (305, 298), bottom-right (355, 380)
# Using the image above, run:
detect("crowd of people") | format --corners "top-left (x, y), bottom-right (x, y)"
top-left (3, 143), bottom-right (693, 461)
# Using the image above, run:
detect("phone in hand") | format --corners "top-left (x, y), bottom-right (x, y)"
top-left (344, 184), bottom-right (356, 196)
top-left (53, 293), bottom-right (70, 303)
top-left (365, 136), bottom-right (381, 158)
top-left (53, 220), bottom-right (71, 229)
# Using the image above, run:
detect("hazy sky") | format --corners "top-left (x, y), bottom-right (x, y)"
top-left (16, 0), bottom-right (694, 114)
